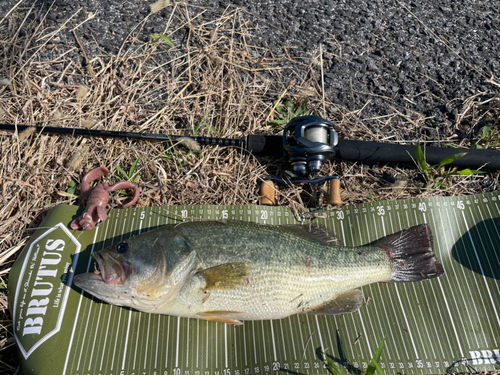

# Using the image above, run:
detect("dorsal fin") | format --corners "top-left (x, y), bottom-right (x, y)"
top-left (278, 224), bottom-right (342, 247)
top-left (221, 220), bottom-right (341, 246)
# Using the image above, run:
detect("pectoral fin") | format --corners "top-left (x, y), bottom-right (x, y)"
top-left (197, 311), bottom-right (244, 325)
top-left (304, 289), bottom-right (364, 315)
top-left (197, 262), bottom-right (248, 291)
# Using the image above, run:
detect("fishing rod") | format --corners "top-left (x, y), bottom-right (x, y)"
top-left (2, 117), bottom-right (499, 170)
top-left (3, 117), bottom-right (499, 206)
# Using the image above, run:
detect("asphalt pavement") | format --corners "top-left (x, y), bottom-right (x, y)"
top-left (1, 0), bottom-right (499, 141)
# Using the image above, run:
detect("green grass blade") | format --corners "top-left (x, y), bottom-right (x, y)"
top-left (323, 352), bottom-right (347, 375)
top-left (274, 101), bottom-right (284, 114)
top-left (365, 337), bottom-right (386, 375)
top-left (159, 33), bottom-right (175, 47)
top-left (129, 157), bottom-right (141, 177)
top-left (482, 123), bottom-right (492, 138)
top-left (115, 165), bottom-right (129, 179)
top-left (205, 123), bottom-right (221, 137)
top-left (438, 152), bottom-right (466, 167)
top-left (415, 144), bottom-right (427, 171)
top-left (458, 169), bottom-right (486, 175)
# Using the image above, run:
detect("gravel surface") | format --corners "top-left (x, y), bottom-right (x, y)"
top-left (1, 0), bottom-right (500, 141)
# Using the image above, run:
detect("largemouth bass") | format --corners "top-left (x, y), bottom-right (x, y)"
top-left (73, 221), bottom-right (444, 324)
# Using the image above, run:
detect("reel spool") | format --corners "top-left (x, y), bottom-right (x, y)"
top-left (261, 116), bottom-right (342, 206)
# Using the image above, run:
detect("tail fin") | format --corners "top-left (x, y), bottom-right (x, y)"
top-left (374, 224), bottom-right (444, 282)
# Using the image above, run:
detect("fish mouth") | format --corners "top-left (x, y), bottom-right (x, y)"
top-left (95, 253), bottom-right (129, 285)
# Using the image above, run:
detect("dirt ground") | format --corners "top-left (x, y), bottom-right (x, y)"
top-left (0, 2), bottom-right (499, 373)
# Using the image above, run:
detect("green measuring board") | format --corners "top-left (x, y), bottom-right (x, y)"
top-left (9, 191), bottom-right (500, 375)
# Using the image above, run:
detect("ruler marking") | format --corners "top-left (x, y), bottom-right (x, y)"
top-left (270, 320), bottom-right (277, 362)
top-left (451, 208), bottom-right (489, 347)
top-left (243, 320), bottom-right (248, 366)
top-left (261, 321), bottom-right (268, 363)
top-left (185, 319), bottom-right (190, 367)
top-left (87, 302), bottom-right (103, 371)
top-left (428, 209), bottom-right (465, 357)
top-left (288, 317), bottom-right (297, 360)
top-left (165, 315), bottom-right (171, 368)
top-left (196, 319), bottom-right (200, 369)
top-left (175, 316), bottom-right (181, 368)
top-left (462, 210), bottom-right (500, 342)
top-left (225, 323), bottom-right (228, 369)
top-left (443, 207), bottom-right (480, 348)
top-left (145, 314), bottom-right (152, 370)
top-left (234, 325), bottom-right (239, 367)
top-left (314, 316), bottom-right (325, 355)
top-left (156, 314), bottom-right (161, 369)
top-left (279, 319), bottom-right (288, 362)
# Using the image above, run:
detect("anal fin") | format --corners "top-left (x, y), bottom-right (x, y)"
top-left (197, 310), bottom-right (244, 325)
top-left (304, 289), bottom-right (364, 315)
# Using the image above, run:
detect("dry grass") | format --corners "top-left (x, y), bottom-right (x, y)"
top-left (0, 3), bottom-right (499, 373)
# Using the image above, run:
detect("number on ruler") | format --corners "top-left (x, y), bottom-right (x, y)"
top-left (457, 200), bottom-right (465, 210)
top-left (222, 210), bottom-right (228, 219)
top-left (416, 360), bottom-right (423, 368)
top-left (140, 211), bottom-right (145, 220)
top-left (418, 202), bottom-right (426, 212)
top-left (377, 206), bottom-right (385, 216)
top-left (264, 365), bottom-right (269, 372)
top-left (336, 211), bottom-right (344, 220)
top-left (261, 210), bottom-right (268, 220)
top-left (173, 369), bottom-right (181, 375)
top-left (224, 369), bottom-right (231, 375)
top-left (181, 210), bottom-right (188, 218)
top-left (272, 362), bottom-right (280, 371)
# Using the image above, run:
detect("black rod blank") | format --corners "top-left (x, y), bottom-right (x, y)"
top-left (1, 123), bottom-right (499, 169)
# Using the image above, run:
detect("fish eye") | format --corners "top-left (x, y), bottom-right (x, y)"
top-left (117, 242), bottom-right (129, 253)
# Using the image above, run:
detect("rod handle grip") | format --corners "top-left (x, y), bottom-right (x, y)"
top-left (328, 179), bottom-right (342, 205)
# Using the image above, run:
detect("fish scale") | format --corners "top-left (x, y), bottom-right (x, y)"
top-left (74, 220), bottom-right (444, 324)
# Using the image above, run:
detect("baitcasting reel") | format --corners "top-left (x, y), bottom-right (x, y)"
top-left (261, 116), bottom-right (342, 206)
